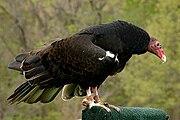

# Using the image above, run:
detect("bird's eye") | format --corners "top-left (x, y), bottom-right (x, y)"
top-left (156, 43), bottom-right (162, 49)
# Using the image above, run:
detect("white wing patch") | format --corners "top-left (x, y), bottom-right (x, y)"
top-left (98, 51), bottom-right (115, 60)
top-left (98, 57), bottom-right (104, 60)
top-left (106, 51), bottom-right (115, 58)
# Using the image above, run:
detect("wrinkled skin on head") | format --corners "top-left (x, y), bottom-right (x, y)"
top-left (148, 38), bottom-right (166, 63)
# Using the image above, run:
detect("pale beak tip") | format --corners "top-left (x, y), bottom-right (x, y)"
top-left (161, 55), bottom-right (166, 63)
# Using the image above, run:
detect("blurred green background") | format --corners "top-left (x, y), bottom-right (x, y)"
top-left (0, 0), bottom-right (179, 120)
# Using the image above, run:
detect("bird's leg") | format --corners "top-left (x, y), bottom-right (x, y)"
top-left (92, 86), bottom-right (120, 112)
top-left (82, 87), bottom-right (94, 107)
top-left (82, 87), bottom-right (111, 112)
top-left (93, 86), bottom-right (101, 103)
top-left (91, 86), bottom-right (111, 112)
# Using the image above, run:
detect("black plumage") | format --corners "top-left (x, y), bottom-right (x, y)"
top-left (7, 20), bottom-right (162, 106)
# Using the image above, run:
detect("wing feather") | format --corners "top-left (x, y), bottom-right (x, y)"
top-left (8, 33), bottom-right (118, 104)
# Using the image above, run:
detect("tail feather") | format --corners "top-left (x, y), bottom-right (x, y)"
top-left (15, 53), bottom-right (29, 62)
top-left (8, 83), bottom-right (34, 104)
top-left (7, 44), bottom-right (63, 104)
top-left (25, 86), bottom-right (44, 104)
top-left (14, 82), bottom-right (29, 93)
top-left (21, 55), bottom-right (41, 71)
top-left (24, 54), bottom-right (40, 65)
top-left (18, 86), bottom-right (40, 104)
top-left (62, 84), bottom-right (77, 101)
top-left (74, 85), bottom-right (86, 96)
top-left (40, 86), bottom-right (63, 103)
top-left (8, 82), bottom-right (29, 100)
top-left (62, 84), bottom-right (87, 101)
top-left (25, 66), bottom-right (46, 79)
top-left (7, 80), bottom-right (63, 104)
top-left (14, 86), bottom-right (35, 104)
top-left (39, 78), bottom-right (56, 87)
top-left (8, 61), bottom-right (22, 71)
top-left (29, 73), bottom-right (52, 86)
top-left (9, 53), bottom-right (42, 72)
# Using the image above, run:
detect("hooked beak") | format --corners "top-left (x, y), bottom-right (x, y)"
top-left (155, 48), bottom-right (166, 63)
top-left (148, 38), bottom-right (166, 63)
top-left (161, 55), bottom-right (166, 63)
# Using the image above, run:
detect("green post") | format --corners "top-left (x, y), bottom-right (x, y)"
top-left (82, 106), bottom-right (169, 120)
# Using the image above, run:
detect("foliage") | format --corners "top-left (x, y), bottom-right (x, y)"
top-left (0, 0), bottom-right (179, 120)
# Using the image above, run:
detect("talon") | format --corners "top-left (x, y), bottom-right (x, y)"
top-left (82, 87), bottom-right (112, 112)
top-left (104, 103), bottom-right (121, 112)
top-left (93, 95), bottom-right (101, 103)
top-left (104, 102), bottom-right (109, 107)
top-left (82, 97), bottom-right (94, 107)
top-left (82, 99), bottom-right (89, 107)
top-left (108, 104), bottom-right (121, 112)
top-left (90, 102), bottom-right (111, 112)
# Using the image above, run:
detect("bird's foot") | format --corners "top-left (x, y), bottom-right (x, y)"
top-left (93, 95), bottom-right (120, 112)
top-left (104, 103), bottom-right (121, 112)
top-left (90, 102), bottom-right (111, 112)
top-left (82, 88), bottom-right (119, 112)
top-left (82, 96), bottom-right (94, 107)
top-left (82, 98), bottom-right (111, 112)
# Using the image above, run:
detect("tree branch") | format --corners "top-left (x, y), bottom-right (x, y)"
top-left (0, 4), bottom-right (27, 49)
top-left (88, 0), bottom-right (107, 24)
top-left (0, 35), bottom-right (16, 56)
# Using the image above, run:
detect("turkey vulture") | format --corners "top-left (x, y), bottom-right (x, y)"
top-left (7, 20), bottom-right (166, 112)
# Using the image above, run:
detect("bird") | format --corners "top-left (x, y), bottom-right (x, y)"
top-left (7, 20), bottom-right (166, 112)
